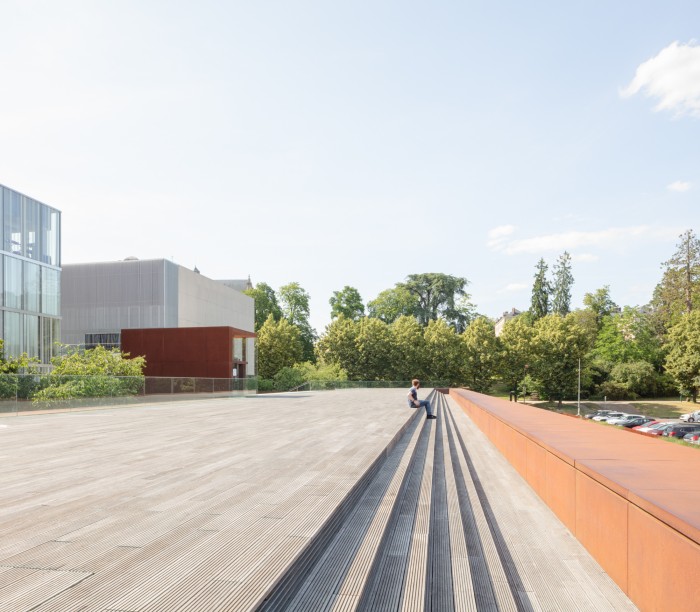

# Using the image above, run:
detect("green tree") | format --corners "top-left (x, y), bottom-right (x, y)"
top-left (316, 316), bottom-right (361, 379)
top-left (665, 311), bottom-right (700, 402)
top-left (423, 319), bottom-right (464, 384)
top-left (32, 345), bottom-right (145, 402)
top-left (279, 282), bottom-right (316, 362)
top-left (355, 318), bottom-right (393, 380)
top-left (256, 315), bottom-right (303, 379)
top-left (609, 361), bottom-right (660, 398)
top-left (329, 286), bottom-right (365, 321)
top-left (367, 287), bottom-right (418, 323)
top-left (0, 339), bottom-right (34, 373)
top-left (244, 282), bottom-right (282, 331)
top-left (399, 273), bottom-right (473, 331)
top-left (593, 306), bottom-right (664, 368)
top-left (551, 251), bottom-right (574, 316)
top-left (497, 315), bottom-right (534, 400)
top-left (529, 314), bottom-right (589, 406)
top-left (651, 229), bottom-right (700, 328)
top-left (390, 315), bottom-right (426, 381)
top-left (530, 258), bottom-right (551, 320)
top-left (583, 285), bottom-right (618, 328)
top-left (461, 317), bottom-right (500, 393)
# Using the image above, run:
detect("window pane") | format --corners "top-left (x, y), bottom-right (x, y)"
top-left (3, 188), bottom-right (22, 255)
top-left (40, 207), bottom-right (60, 266)
top-left (25, 200), bottom-right (41, 261)
top-left (24, 261), bottom-right (40, 312)
top-left (4, 256), bottom-right (23, 309)
top-left (4, 311), bottom-right (21, 358)
top-left (41, 267), bottom-right (60, 315)
top-left (24, 314), bottom-right (39, 358)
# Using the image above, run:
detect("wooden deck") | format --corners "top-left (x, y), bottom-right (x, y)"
top-left (0, 390), bottom-right (636, 611)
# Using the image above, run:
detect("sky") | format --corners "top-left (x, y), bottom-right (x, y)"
top-left (1, 0), bottom-right (699, 334)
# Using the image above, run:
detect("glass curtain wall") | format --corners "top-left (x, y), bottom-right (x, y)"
top-left (0, 184), bottom-right (61, 368)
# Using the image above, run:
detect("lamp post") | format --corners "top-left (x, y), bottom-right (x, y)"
top-left (577, 357), bottom-right (581, 417)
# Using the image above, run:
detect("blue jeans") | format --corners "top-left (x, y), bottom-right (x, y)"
top-left (414, 399), bottom-right (433, 416)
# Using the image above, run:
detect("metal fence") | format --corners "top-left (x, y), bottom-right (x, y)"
top-left (0, 374), bottom-right (258, 415)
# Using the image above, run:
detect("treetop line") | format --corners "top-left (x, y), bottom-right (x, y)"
top-left (245, 230), bottom-right (700, 402)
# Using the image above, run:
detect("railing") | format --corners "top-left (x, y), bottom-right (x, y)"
top-left (286, 380), bottom-right (453, 392)
top-left (0, 374), bottom-right (258, 415)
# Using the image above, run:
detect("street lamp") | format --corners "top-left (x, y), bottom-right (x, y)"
top-left (577, 357), bottom-right (581, 417)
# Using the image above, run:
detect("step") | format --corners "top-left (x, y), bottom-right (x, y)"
top-left (258, 391), bottom-right (519, 611)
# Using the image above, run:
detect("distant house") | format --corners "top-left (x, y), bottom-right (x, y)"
top-left (494, 308), bottom-right (522, 337)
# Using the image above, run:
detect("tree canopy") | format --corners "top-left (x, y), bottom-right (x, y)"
top-left (530, 259), bottom-right (550, 320)
top-left (329, 286), bottom-right (365, 320)
top-left (398, 273), bottom-right (474, 331)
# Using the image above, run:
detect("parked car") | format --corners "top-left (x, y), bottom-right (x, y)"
top-left (585, 410), bottom-right (611, 420)
top-left (662, 423), bottom-right (700, 439)
top-left (647, 422), bottom-right (679, 436)
top-left (680, 410), bottom-right (700, 423)
top-left (682, 431), bottom-right (700, 444)
top-left (632, 420), bottom-right (662, 432)
top-left (607, 413), bottom-right (646, 425)
top-left (621, 416), bottom-right (655, 428)
top-left (592, 411), bottom-right (626, 422)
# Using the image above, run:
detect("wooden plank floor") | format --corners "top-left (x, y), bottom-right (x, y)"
top-left (0, 390), bottom-right (637, 611)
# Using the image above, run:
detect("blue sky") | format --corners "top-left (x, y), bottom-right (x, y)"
top-left (1, 1), bottom-right (699, 333)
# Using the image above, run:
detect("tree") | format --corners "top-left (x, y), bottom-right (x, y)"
top-left (461, 317), bottom-right (500, 393)
top-left (423, 319), bottom-right (464, 385)
top-left (529, 314), bottom-right (589, 407)
top-left (399, 273), bottom-right (473, 330)
top-left (390, 315), bottom-right (426, 381)
top-left (583, 285), bottom-right (618, 328)
top-left (0, 339), bottom-right (34, 373)
top-left (329, 286), bottom-right (365, 321)
top-left (367, 287), bottom-right (418, 323)
top-left (551, 252), bottom-right (574, 316)
top-left (609, 361), bottom-right (660, 398)
top-left (354, 318), bottom-right (393, 380)
top-left (530, 259), bottom-right (551, 320)
top-left (497, 315), bottom-right (534, 400)
top-left (316, 316), bottom-right (361, 379)
top-left (244, 282), bottom-right (282, 331)
top-left (593, 306), bottom-right (664, 369)
top-left (256, 315), bottom-right (303, 379)
top-left (651, 229), bottom-right (700, 328)
top-left (665, 311), bottom-right (700, 402)
top-left (279, 282), bottom-right (316, 362)
top-left (32, 345), bottom-right (145, 402)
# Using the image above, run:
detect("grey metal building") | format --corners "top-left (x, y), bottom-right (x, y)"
top-left (0, 184), bottom-right (61, 370)
top-left (60, 258), bottom-right (256, 375)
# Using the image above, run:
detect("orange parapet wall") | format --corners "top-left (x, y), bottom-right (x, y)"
top-left (450, 388), bottom-right (700, 612)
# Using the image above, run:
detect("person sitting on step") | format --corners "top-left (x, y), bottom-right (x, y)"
top-left (407, 378), bottom-right (436, 419)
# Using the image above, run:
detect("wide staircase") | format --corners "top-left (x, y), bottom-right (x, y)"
top-left (258, 391), bottom-right (526, 611)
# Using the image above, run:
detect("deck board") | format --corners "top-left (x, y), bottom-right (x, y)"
top-left (0, 390), bottom-right (637, 611)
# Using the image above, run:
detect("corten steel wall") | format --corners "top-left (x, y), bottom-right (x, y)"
top-left (450, 388), bottom-right (700, 612)
top-left (122, 326), bottom-right (255, 379)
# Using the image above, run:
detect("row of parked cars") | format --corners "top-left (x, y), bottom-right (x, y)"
top-left (584, 409), bottom-right (700, 444)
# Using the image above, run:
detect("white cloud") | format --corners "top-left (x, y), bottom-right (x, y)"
top-left (487, 225), bottom-right (516, 250)
top-left (571, 253), bottom-right (599, 263)
top-left (621, 41), bottom-right (700, 117)
top-left (498, 283), bottom-right (528, 294)
top-left (491, 226), bottom-right (674, 256)
top-left (667, 180), bottom-right (691, 192)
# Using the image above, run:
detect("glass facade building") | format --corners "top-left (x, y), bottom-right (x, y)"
top-left (0, 184), bottom-right (61, 369)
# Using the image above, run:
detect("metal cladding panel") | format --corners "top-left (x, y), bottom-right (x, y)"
top-left (121, 326), bottom-right (255, 378)
top-left (60, 260), bottom-right (168, 343)
top-left (177, 267), bottom-right (254, 332)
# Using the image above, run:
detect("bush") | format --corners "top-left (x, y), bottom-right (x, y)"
top-left (273, 367), bottom-right (306, 391)
top-left (598, 381), bottom-right (637, 401)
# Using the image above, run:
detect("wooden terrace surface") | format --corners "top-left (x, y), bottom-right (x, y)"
top-left (0, 390), bottom-right (636, 611)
